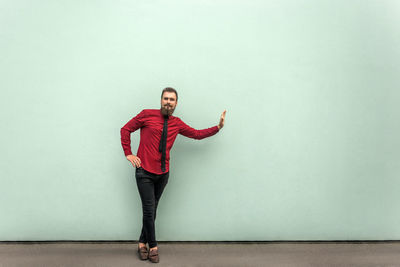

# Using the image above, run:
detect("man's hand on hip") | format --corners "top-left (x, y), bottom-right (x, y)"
top-left (126, 154), bottom-right (141, 168)
top-left (218, 110), bottom-right (226, 130)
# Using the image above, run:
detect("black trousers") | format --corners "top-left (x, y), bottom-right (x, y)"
top-left (135, 167), bottom-right (169, 248)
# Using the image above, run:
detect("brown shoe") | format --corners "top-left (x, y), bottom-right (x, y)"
top-left (148, 248), bottom-right (159, 263)
top-left (138, 245), bottom-right (148, 260)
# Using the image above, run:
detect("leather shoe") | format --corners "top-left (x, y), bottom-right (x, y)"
top-left (149, 248), bottom-right (159, 263)
top-left (138, 245), bottom-right (148, 260)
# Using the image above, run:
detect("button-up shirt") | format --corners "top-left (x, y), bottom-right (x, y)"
top-left (121, 109), bottom-right (219, 174)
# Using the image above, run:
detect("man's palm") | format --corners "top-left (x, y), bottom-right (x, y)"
top-left (219, 110), bottom-right (226, 129)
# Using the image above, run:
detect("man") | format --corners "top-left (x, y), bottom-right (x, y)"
top-left (120, 87), bottom-right (226, 263)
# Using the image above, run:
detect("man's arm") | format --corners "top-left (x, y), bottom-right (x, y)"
top-left (179, 110), bottom-right (226, 139)
top-left (120, 110), bottom-right (145, 167)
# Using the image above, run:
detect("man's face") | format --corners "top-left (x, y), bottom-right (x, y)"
top-left (160, 92), bottom-right (177, 116)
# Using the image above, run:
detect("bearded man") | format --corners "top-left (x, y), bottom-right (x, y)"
top-left (120, 87), bottom-right (226, 263)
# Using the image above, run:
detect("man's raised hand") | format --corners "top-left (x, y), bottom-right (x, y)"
top-left (218, 110), bottom-right (226, 130)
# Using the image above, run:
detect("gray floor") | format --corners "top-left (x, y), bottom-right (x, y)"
top-left (0, 242), bottom-right (399, 267)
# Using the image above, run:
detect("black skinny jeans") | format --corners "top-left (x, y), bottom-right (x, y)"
top-left (135, 167), bottom-right (169, 248)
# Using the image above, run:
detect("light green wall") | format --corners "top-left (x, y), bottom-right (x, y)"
top-left (1, 0), bottom-right (399, 241)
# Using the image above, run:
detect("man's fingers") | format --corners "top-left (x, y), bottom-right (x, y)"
top-left (126, 156), bottom-right (141, 168)
top-left (135, 159), bottom-right (142, 167)
top-left (130, 158), bottom-right (137, 167)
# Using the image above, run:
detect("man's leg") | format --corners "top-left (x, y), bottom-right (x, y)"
top-left (147, 172), bottom-right (170, 253)
top-left (135, 169), bottom-right (157, 248)
top-left (138, 172), bottom-right (169, 248)
top-left (139, 228), bottom-right (146, 247)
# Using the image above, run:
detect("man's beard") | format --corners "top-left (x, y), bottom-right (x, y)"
top-left (161, 105), bottom-right (175, 116)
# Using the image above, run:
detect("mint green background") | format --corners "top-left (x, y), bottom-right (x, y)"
top-left (1, 0), bottom-right (399, 241)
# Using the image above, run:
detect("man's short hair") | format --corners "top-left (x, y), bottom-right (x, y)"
top-left (161, 87), bottom-right (178, 101)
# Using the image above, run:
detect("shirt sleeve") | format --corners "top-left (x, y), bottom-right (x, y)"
top-left (178, 118), bottom-right (219, 140)
top-left (120, 110), bottom-right (146, 156)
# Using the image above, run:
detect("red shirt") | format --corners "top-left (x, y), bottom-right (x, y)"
top-left (121, 109), bottom-right (219, 174)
